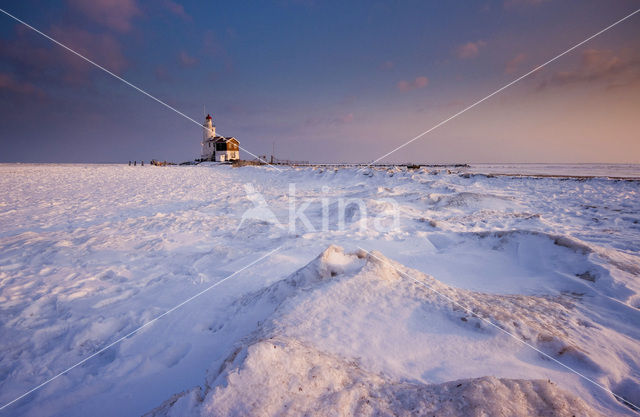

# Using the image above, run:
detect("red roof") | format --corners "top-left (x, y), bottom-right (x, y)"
top-left (206, 114), bottom-right (212, 119)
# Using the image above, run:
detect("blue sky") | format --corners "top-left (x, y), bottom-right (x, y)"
top-left (1, 0), bottom-right (639, 163)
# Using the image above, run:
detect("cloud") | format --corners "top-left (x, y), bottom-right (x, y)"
top-left (379, 60), bottom-right (395, 70)
top-left (336, 113), bottom-right (354, 124)
top-left (179, 51), bottom-right (198, 67)
top-left (505, 53), bottom-right (526, 74)
top-left (456, 40), bottom-right (486, 59)
top-left (162, 0), bottom-right (191, 20)
top-left (0, 72), bottom-right (45, 98)
top-left (538, 48), bottom-right (640, 90)
top-left (67, 0), bottom-right (141, 32)
top-left (397, 76), bottom-right (429, 92)
top-left (51, 26), bottom-right (128, 75)
top-left (0, 25), bottom-right (127, 85)
top-left (154, 66), bottom-right (172, 82)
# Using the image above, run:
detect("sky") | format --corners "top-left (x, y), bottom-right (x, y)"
top-left (0, 0), bottom-right (639, 164)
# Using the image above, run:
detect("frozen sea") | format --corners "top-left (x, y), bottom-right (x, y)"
top-left (0, 163), bottom-right (638, 416)
top-left (465, 163), bottom-right (640, 179)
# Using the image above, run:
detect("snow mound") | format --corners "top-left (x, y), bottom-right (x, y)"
top-left (148, 338), bottom-right (596, 417)
top-left (426, 191), bottom-right (516, 211)
top-left (147, 246), bottom-right (611, 416)
top-left (148, 336), bottom-right (597, 417)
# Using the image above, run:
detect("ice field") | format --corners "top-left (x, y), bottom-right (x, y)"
top-left (0, 163), bottom-right (639, 416)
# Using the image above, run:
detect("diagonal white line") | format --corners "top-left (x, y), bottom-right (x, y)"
top-left (368, 8), bottom-right (640, 166)
top-left (0, 246), bottom-right (282, 411)
top-left (0, 8), bottom-right (282, 171)
top-left (360, 247), bottom-right (640, 412)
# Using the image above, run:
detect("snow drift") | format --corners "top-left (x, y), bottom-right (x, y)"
top-left (146, 245), bottom-right (611, 416)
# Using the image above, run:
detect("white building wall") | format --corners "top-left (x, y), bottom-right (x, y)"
top-left (201, 140), bottom-right (215, 160)
top-left (213, 150), bottom-right (239, 162)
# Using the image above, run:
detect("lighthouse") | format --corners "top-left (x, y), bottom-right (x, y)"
top-left (203, 114), bottom-right (216, 140)
top-left (200, 114), bottom-right (240, 162)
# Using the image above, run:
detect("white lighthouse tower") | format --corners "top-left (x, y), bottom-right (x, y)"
top-left (203, 114), bottom-right (215, 140)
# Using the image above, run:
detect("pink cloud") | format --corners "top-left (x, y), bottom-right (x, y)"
top-left (456, 40), bottom-right (486, 59)
top-left (0, 72), bottom-right (45, 98)
top-left (396, 80), bottom-right (411, 91)
top-left (338, 113), bottom-right (354, 124)
top-left (155, 66), bottom-right (171, 82)
top-left (51, 26), bottom-right (128, 75)
top-left (505, 53), bottom-right (526, 74)
top-left (582, 49), bottom-right (623, 73)
top-left (163, 0), bottom-right (191, 20)
top-left (179, 51), bottom-right (198, 67)
top-left (67, 0), bottom-right (141, 32)
top-left (414, 76), bottom-right (429, 88)
top-left (0, 25), bottom-right (127, 85)
top-left (379, 60), bottom-right (395, 70)
top-left (538, 48), bottom-right (640, 90)
top-left (397, 76), bottom-right (429, 92)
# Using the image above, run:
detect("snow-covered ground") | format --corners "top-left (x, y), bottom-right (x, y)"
top-left (0, 163), bottom-right (638, 416)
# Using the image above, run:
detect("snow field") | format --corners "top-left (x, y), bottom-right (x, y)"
top-left (0, 163), bottom-right (638, 416)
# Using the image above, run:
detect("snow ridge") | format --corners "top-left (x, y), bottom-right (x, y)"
top-left (147, 246), bottom-right (609, 416)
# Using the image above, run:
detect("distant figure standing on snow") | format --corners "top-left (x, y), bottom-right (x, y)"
top-left (134, 161), bottom-right (136, 166)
